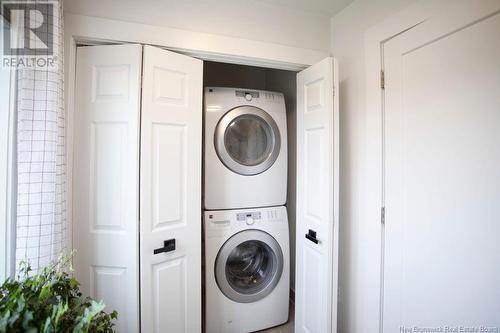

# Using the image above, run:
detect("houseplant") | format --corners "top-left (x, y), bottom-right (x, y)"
top-left (0, 255), bottom-right (117, 333)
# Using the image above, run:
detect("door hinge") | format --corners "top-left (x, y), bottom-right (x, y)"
top-left (380, 70), bottom-right (385, 90)
top-left (381, 207), bottom-right (385, 224)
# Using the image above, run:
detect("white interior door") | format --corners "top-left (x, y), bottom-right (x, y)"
top-left (140, 45), bottom-right (203, 333)
top-left (383, 1), bottom-right (500, 331)
top-left (73, 44), bottom-right (142, 332)
top-left (295, 57), bottom-right (339, 333)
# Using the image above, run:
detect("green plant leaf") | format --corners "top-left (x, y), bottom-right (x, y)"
top-left (0, 253), bottom-right (118, 333)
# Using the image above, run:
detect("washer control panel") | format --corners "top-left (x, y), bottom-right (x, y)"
top-left (236, 211), bottom-right (261, 221)
top-left (204, 207), bottom-right (287, 236)
top-left (232, 89), bottom-right (283, 103)
top-left (235, 90), bottom-right (259, 99)
top-left (238, 211), bottom-right (261, 226)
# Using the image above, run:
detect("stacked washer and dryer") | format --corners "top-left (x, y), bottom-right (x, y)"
top-left (204, 87), bottom-right (290, 333)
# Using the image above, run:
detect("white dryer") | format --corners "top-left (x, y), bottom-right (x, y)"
top-left (204, 87), bottom-right (287, 210)
top-left (204, 206), bottom-right (289, 333)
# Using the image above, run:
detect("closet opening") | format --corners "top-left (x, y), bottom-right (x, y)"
top-left (202, 60), bottom-right (298, 330)
top-left (70, 42), bottom-right (337, 333)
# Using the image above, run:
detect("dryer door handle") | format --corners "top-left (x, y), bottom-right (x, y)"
top-left (153, 239), bottom-right (176, 254)
top-left (305, 229), bottom-right (319, 244)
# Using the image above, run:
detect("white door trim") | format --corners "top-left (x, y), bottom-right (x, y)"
top-left (0, 59), bottom-right (17, 281)
top-left (363, 0), bottom-right (500, 332)
top-left (364, 2), bottom-right (432, 329)
top-left (65, 14), bottom-right (325, 71)
top-left (332, 58), bottom-right (340, 332)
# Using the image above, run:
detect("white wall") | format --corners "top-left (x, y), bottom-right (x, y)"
top-left (63, 0), bottom-right (331, 52)
top-left (330, 1), bottom-right (417, 332)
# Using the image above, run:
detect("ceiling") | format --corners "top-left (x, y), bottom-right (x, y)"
top-left (64, 0), bottom-right (355, 19)
top-left (256, 0), bottom-right (354, 16)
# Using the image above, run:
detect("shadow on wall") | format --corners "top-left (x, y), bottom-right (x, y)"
top-left (338, 76), bottom-right (355, 332)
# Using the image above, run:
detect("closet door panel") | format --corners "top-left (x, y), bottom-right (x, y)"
top-left (295, 57), bottom-right (339, 333)
top-left (140, 45), bottom-right (203, 333)
top-left (73, 44), bottom-right (142, 332)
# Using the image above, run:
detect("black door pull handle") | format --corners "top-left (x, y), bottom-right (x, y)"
top-left (154, 239), bottom-right (176, 254)
top-left (305, 229), bottom-right (318, 244)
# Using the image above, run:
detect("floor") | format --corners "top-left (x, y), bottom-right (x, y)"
top-left (258, 302), bottom-right (294, 333)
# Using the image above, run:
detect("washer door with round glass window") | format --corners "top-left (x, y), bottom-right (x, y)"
top-left (215, 230), bottom-right (284, 303)
top-left (215, 106), bottom-right (281, 176)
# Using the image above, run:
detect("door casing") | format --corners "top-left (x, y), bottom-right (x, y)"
top-left (67, 25), bottom-right (338, 333)
top-left (362, 1), bottom-right (500, 332)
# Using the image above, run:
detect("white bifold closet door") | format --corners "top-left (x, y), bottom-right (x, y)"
top-left (74, 43), bottom-right (337, 333)
top-left (295, 57), bottom-right (340, 333)
top-left (73, 44), bottom-right (142, 332)
top-left (73, 44), bottom-right (202, 333)
top-left (139, 45), bottom-right (203, 333)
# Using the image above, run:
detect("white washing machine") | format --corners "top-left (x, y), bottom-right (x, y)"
top-left (204, 206), bottom-right (289, 333)
top-left (204, 87), bottom-right (287, 210)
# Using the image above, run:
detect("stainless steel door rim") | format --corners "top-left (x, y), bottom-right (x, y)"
top-left (215, 106), bottom-right (281, 176)
top-left (215, 229), bottom-right (284, 303)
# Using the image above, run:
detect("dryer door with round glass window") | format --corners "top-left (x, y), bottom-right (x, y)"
top-left (215, 230), bottom-right (283, 303)
top-left (215, 106), bottom-right (281, 175)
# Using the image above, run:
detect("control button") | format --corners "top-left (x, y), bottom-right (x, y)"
top-left (245, 93), bottom-right (252, 101)
top-left (246, 217), bottom-right (254, 225)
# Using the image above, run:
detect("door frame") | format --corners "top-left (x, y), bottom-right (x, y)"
top-left (64, 14), bottom-right (327, 254)
top-left (363, 0), bottom-right (495, 332)
top-left (0, 55), bottom-right (17, 281)
top-left (65, 12), bottom-right (341, 333)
